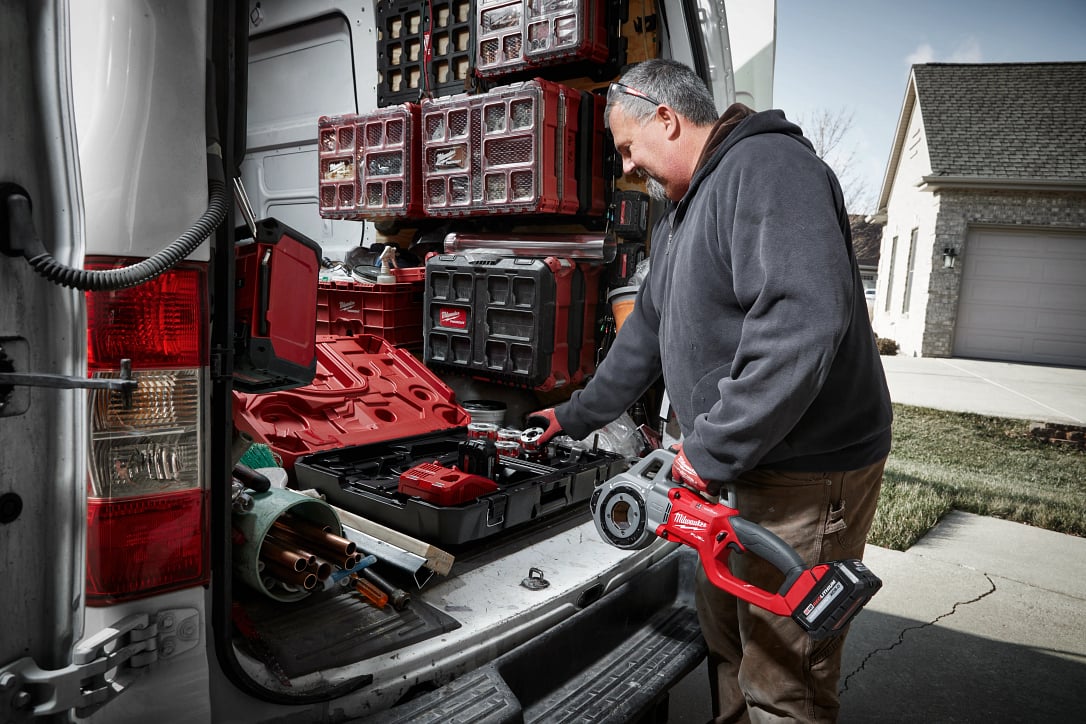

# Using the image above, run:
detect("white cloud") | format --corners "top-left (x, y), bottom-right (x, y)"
top-left (905, 38), bottom-right (984, 66)
top-left (906, 43), bottom-right (936, 65)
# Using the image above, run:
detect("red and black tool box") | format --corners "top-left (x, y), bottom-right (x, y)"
top-left (295, 426), bottom-right (628, 547)
top-left (421, 78), bottom-right (582, 217)
top-left (318, 104), bottom-right (424, 220)
top-left (476, 0), bottom-right (611, 80)
top-left (423, 252), bottom-right (602, 390)
top-left (234, 334), bottom-right (628, 546)
top-left (233, 219), bottom-right (322, 393)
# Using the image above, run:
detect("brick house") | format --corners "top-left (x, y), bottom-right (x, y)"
top-left (869, 62), bottom-right (1086, 366)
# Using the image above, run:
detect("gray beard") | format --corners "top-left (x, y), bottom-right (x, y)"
top-left (645, 177), bottom-right (667, 201)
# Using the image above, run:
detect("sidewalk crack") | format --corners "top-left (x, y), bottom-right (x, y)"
top-left (839, 573), bottom-right (996, 694)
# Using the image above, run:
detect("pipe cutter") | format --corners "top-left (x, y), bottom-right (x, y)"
top-left (590, 449), bottom-right (882, 638)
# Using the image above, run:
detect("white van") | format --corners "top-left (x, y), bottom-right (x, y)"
top-left (0, 2), bottom-right (774, 721)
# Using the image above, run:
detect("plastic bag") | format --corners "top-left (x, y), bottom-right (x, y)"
top-left (579, 412), bottom-right (645, 458)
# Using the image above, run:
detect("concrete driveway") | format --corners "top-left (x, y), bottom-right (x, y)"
top-left (880, 355), bottom-right (1086, 424)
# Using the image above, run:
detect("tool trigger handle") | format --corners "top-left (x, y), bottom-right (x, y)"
top-left (728, 517), bottom-right (807, 594)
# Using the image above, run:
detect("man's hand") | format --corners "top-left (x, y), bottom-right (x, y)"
top-left (525, 408), bottom-right (564, 446)
top-left (670, 444), bottom-right (720, 496)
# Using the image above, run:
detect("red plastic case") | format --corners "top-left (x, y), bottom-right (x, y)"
top-left (232, 334), bottom-right (470, 471)
top-left (421, 78), bottom-right (581, 217)
top-left (233, 219), bottom-right (322, 393)
top-left (316, 275), bottom-right (425, 350)
top-left (318, 104), bottom-right (423, 220)
top-left (476, 0), bottom-right (610, 80)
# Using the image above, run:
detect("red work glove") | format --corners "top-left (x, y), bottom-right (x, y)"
top-left (525, 408), bottom-right (564, 446)
top-left (670, 444), bottom-right (720, 496)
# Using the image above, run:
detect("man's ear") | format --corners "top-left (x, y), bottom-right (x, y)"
top-left (656, 105), bottom-right (682, 141)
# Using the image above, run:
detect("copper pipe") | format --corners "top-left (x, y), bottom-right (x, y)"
top-left (307, 558), bottom-right (333, 581)
top-left (260, 536), bottom-right (313, 572)
top-left (275, 516), bottom-right (357, 556)
top-left (270, 524), bottom-right (356, 565)
top-left (264, 559), bottom-right (318, 590)
top-left (268, 527), bottom-right (347, 564)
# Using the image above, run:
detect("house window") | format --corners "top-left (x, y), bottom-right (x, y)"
top-left (901, 228), bottom-right (918, 314)
top-left (884, 235), bottom-right (898, 313)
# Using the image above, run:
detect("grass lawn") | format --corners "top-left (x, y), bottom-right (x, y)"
top-left (869, 403), bottom-right (1086, 551)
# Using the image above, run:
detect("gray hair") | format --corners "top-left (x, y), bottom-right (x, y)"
top-left (605, 59), bottom-right (719, 128)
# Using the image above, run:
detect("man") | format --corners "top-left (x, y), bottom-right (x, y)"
top-left (530, 59), bottom-right (893, 722)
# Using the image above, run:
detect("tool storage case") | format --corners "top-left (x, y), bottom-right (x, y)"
top-left (295, 428), bottom-right (629, 546)
top-left (476, 0), bottom-right (611, 80)
top-left (235, 333), bottom-right (628, 546)
top-left (420, 78), bottom-right (582, 217)
top-left (318, 104), bottom-right (424, 220)
top-left (233, 219), bottom-right (322, 393)
top-left (423, 252), bottom-right (602, 390)
top-left (316, 272), bottom-right (425, 350)
top-left (232, 334), bottom-right (471, 471)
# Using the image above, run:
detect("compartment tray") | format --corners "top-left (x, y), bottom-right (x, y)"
top-left (295, 430), bottom-right (628, 546)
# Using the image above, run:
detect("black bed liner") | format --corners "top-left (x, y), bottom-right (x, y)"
top-left (367, 546), bottom-right (707, 723)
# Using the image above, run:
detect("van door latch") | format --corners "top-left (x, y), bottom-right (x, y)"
top-left (0, 608), bottom-right (199, 720)
top-left (0, 345), bottom-right (138, 412)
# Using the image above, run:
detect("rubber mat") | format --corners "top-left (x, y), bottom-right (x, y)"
top-left (237, 587), bottom-right (461, 679)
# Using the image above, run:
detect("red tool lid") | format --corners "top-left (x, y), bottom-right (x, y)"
top-left (233, 334), bottom-right (471, 470)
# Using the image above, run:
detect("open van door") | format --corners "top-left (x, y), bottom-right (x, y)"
top-left (1, 2), bottom-right (87, 718)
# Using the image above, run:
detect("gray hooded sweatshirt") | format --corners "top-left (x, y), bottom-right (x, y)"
top-left (555, 106), bottom-right (893, 483)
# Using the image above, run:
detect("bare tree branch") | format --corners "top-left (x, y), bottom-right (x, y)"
top-left (795, 108), bottom-right (875, 214)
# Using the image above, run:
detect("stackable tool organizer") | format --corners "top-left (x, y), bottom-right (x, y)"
top-left (423, 253), bottom-right (602, 390)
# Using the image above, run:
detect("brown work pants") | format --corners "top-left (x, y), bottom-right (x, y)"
top-left (695, 457), bottom-right (886, 723)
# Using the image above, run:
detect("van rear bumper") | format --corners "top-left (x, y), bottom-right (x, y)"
top-left (369, 546), bottom-right (707, 723)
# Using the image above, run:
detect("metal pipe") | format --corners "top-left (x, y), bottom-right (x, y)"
top-left (260, 536), bottom-right (313, 572)
top-left (306, 558), bottom-right (333, 581)
top-left (264, 558), bottom-right (318, 590)
top-left (273, 517), bottom-right (357, 556)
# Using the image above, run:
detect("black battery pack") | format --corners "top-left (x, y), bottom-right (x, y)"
top-left (612, 190), bottom-right (649, 241)
top-left (791, 559), bottom-right (883, 639)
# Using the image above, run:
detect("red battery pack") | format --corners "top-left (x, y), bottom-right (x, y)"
top-left (234, 219), bottom-right (322, 393)
top-left (398, 461), bottom-right (499, 506)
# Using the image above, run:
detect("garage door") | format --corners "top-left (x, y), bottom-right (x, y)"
top-left (953, 228), bottom-right (1086, 366)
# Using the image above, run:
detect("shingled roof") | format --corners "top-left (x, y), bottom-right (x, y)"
top-left (876, 62), bottom-right (1086, 213)
top-left (914, 62), bottom-right (1086, 180)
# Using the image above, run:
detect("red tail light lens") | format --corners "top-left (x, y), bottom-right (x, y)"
top-left (86, 490), bottom-right (208, 602)
top-left (84, 259), bottom-right (209, 605)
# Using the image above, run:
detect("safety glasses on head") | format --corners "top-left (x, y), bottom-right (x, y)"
top-left (608, 81), bottom-right (662, 108)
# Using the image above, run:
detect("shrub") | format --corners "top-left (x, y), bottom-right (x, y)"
top-left (876, 337), bottom-right (899, 356)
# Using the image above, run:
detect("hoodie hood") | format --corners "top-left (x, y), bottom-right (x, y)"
top-left (682, 105), bottom-right (813, 213)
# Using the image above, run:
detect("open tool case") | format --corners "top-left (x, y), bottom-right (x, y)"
top-left (296, 428), bottom-right (628, 546)
top-left (235, 334), bottom-right (629, 546)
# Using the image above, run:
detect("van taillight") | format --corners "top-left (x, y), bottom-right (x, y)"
top-left (85, 259), bottom-right (210, 605)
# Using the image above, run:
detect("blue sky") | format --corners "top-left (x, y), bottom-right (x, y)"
top-left (773, 0), bottom-right (1086, 213)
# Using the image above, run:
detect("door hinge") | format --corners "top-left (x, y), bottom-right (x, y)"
top-left (0, 607), bottom-right (199, 720)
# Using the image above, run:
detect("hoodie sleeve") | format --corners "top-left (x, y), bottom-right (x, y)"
top-left (681, 134), bottom-right (856, 483)
top-left (554, 224), bottom-right (668, 440)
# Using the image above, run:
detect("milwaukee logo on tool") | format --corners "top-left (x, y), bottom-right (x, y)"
top-left (439, 308), bottom-right (468, 329)
top-left (671, 512), bottom-right (708, 534)
top-left (338, 301), bottom-right (358, 312)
